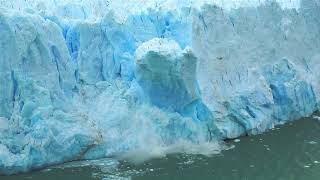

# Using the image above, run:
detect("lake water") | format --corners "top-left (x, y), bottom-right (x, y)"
top-left (3, 115), bottom-right (320, 180)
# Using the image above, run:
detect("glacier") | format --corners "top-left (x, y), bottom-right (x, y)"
top-left (0, 0), bottom-right (319, 175)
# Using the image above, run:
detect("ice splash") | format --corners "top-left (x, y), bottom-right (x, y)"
top-left (117, 141), bottom-right (225, 164)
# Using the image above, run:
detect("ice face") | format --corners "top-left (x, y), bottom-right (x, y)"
top-left (0, 9), bottom-right (95, 174)
top-left (193, 1), bottom-right (320, 138)
top-left (0, 0), bottom-right (319, 175)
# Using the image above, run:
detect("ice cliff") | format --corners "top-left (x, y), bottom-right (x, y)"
top-left (0, 0), bottom-right (319, 175)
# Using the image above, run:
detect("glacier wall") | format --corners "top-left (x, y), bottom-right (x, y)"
top-left (0, 0), bottom-right (319, 175)
top-left (193, 1), bottom-right (320, 138)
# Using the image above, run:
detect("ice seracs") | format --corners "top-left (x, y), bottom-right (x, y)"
top-left (135, 38), bottom-right (216, 136)
top-left (135, 38), bottom-right (199, 112)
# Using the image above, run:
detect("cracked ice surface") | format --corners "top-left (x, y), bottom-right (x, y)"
top-left (0, 0), bottom-right (319, 174)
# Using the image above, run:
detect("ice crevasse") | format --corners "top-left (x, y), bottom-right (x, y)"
top-left (0, 0), bottom-right (319, 174)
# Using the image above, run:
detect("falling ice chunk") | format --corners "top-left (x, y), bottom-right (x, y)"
top-left (234, 139), bottom-right (241, 143)
top-left (313, 116), bottom-right (320, 121)
top-left (308, 141), bottom-right (318, 145)
top-left (0, 117), bottom-right (9, 130)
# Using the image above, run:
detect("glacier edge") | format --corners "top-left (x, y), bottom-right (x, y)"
top-left (0, 0), bottom-right (319, 175)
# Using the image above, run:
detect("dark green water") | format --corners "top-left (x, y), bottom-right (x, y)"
top-left (3, 116), bottom-right (320, 180)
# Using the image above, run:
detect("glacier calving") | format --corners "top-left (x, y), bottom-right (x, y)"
top-left (0, 0), bottom-right (319, 175)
